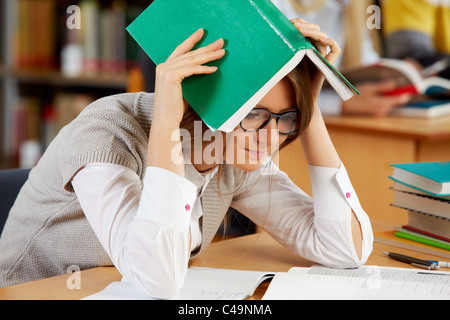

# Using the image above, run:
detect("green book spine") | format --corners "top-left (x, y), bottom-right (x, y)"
top-left (395, 231), bottom-right (450, 251)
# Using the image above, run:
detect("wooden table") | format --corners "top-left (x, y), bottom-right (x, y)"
top-left (279, 115), bottom-right (450, 225)
top-left (0, 221), bottom-right (444, 300)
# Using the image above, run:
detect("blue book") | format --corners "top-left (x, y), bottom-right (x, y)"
top-left (390, 162), bottom-right (450, 196)
top-left (390, 99), bottom-right (450, 119)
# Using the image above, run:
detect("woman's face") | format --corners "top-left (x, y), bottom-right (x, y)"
top-left (225, 78), bottom-right (297, 172)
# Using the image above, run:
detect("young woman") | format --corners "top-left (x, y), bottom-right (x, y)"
top-left (0, 20), bottom-right (373, 297)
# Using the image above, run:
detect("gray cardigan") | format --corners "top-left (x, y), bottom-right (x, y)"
top-left (0, 92), bottom-right (243, 287)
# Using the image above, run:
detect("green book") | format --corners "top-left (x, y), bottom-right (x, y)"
top-left (390, 162), bottom-right (450, 196)
top-left (127, 0), bottom-right (358, 132)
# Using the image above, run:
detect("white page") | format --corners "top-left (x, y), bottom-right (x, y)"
top-left (84, 267), bottom-right (274, 300)
top-left (263, 265), bottom-right (450, 300)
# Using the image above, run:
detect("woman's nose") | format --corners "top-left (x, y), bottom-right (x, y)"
top-left (265, 118), bottom-right (278, 131)
top-left (256, 119), bottom-right (279, 146)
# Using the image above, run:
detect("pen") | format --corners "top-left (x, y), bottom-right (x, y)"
top-left (383, 252), bottom-right (440, 270)
top-left (427, 260), bottom-right (450, 268)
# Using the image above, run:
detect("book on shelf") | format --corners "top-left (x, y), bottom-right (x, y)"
top-left (389, 161), bottom-right (450, 196)
top-left (14, 0), bottom-right (57, 71)
top-left (84, 267), bottom-right (275, 300)
top-left (14, 0), bottom-right (142, 77)
top-left (9, 93), bottom-right (94, 167)
top-left (341, 58), bottom-right (450, 118)
top-left (127, 0), bottom-right (358, 132)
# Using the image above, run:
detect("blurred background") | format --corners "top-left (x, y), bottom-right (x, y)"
top-left (1, 0), bottom-right (450, 169)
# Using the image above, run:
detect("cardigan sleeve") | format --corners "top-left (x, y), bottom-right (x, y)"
top-left (231, 161), bottom-right (374, 269)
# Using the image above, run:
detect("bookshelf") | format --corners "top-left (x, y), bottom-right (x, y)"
top-left (0, 0), bottom-right (150, 169)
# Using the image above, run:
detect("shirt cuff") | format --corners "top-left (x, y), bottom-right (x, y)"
top-left (136, 166), bottom-right (197, 234)
top-left (308, 163), bottom-right (361, 221)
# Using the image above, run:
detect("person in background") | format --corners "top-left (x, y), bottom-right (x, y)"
top-left (382, 0), bottom-right (450, 79)
top-left (272, 0), bottom-right (412, 116)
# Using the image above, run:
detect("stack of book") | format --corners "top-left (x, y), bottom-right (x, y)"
top-left (376, 162), bottom-right (450, 259)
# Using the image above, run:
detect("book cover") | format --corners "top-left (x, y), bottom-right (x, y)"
top-left (390, 162), bottom-right (450, 196)
top-left (126, 0), bottom-right (358, 132)
top-left (390, 99), bottom-right (450, 119)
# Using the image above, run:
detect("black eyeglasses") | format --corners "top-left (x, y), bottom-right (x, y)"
top-left (240, 108), bottom-right (300, 135)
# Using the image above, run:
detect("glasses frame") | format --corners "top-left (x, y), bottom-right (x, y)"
top-left (240, 108), bottom-right (300, 136)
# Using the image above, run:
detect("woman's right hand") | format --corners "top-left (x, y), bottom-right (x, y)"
top-left (153, 29), bottom-right (225, 126)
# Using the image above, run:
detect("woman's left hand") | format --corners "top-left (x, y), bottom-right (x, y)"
top-left (290, 18), bottom-right (341, 100)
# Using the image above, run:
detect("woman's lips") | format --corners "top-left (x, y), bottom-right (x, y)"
top-left (245, 148), bottom-right (267, 160)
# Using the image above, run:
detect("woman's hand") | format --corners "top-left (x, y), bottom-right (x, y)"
top-left (153, 29), bottom-right (225, 126)
top-left (290, 18), bottom-right (341, 101)
top-left (288, 19), bottom-right (341, 168)
top-left (148, 29), bottom-right (225, 178)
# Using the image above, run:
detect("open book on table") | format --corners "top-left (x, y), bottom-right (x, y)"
top-left (262, 265), bottom-right (450, 300)
top-left (127, 0), bottom-right (358, 132)
top-left (83, 267), bottom-right (275, 300)
top-left (84, 265), bottom-right (450, 300)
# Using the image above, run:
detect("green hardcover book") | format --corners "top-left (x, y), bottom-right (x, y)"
top-left (127, 0), bottom-right (358, 132)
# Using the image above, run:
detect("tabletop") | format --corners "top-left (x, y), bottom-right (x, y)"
top-left (0, 221), bottom-right (445, 300)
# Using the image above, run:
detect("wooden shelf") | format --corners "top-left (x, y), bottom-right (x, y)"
top-left (13, 69), bottom-right (129, 89)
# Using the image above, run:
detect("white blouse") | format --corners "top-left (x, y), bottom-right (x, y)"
top-left (72, 160), bottom-right (373, 299)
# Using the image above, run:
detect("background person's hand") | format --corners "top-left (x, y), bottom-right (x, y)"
top-left (342, 80), bottom-right (412, 117)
